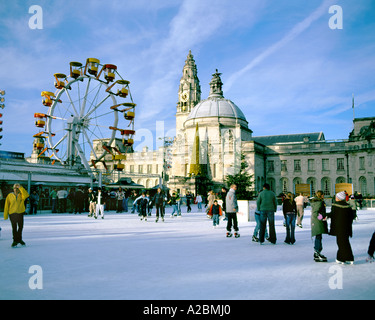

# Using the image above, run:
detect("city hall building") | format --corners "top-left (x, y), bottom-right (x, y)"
top-left (90, 51), bottom-right (375, 198)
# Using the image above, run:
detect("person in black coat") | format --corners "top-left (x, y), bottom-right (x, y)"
top-left (153, 188), bottom-right (165, 222)
top-left (74, 187), bottom-right (84, 214)
top-left (282, 192), bottom-right (297, 244)
top-left (367, 231), bottom-right (375, 263)
top-left (137, 193), bottom-right (149, 221)
top-left (220, 187), bottom-right (227, 221)
top-left (186, 191), bottom-right (193, 213)
top-left (328, 191), bottom-right (355, 264)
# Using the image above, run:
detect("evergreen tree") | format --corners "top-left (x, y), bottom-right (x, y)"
top-left (225, 153), bottom-right (253, 200)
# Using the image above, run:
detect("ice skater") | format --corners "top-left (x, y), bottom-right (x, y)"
top-left (366, 231), bottom-right (375, 263)
top-left (4, 183), bottom-right (29, 247)
top-left (295, 193), bottom-right (307, 228)
top-left (225, 184), bottom-right (239, 238)
top-left (153, 187), bottom-right (165, 222)
top-left (196, 194), bottom-right (203, 212)
top-left (328, 191), bottom-right (355, 264)
top-left (137, 193), bottom-right (149, 221)
top-left (208, 200), bottom-right (223, 228)
top-left (252, 211), bottom-right (269, 242)
top-left (283, 192), bottom-right (297, 245)
top-left (95, 188), bottom-right (105, 219)
top-left (256, 183), bottom-right (277, 244)
top-left (310, 190), bottom-right (328, 262)
top-left (88, 188), bottom-right (96, 217)
top-left (168, 193), bottom-right (179, 217)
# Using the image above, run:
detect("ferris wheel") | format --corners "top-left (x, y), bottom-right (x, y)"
top-left (33, 58), bottom-right (136, 176)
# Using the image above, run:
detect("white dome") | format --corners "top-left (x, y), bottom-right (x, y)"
top-left (186, 96), bottom-right (248, 123)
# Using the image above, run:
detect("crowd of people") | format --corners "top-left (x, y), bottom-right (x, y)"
top-left (1, 182), bottom-right (374, 264)
top-left (253, 184), bottom-right (374, 264)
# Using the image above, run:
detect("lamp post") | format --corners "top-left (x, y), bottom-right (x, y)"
top-left (0, 90), bottom-right (5, 145)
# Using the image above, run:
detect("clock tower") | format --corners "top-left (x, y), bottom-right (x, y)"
top-left (176, 50), bottom-right (201, 133)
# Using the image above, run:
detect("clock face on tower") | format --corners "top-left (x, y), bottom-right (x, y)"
top-left (181, 92), bottom-right (189, 102)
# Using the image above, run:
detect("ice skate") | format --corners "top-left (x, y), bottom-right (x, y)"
top-left (226, 232), bottom-right (233, 238)
top-left (314, 251), bottom-right (327, 262)
top-left (234, 233), bottom-right (240, 238)
top-left (155, 218), bottom-right (159, 223)
top-left (252, 235), bottom-right (259, 242)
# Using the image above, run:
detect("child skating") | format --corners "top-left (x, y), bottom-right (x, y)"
top-left (207, 200), bottom-right (223, 228)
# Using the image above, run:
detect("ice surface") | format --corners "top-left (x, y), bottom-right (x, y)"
top-left (1, 206), bottom-right (374, 300)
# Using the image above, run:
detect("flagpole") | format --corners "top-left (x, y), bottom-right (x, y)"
top-left (352, 93), bottom-right (355, 121)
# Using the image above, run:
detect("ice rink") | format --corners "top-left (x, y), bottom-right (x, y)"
top-left (1, 206), bottom-right (374, 300)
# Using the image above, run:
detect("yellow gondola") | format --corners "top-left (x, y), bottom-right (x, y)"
top-left (70, 62), bottom-right (82, 79)
top-left (41, 91), bottom-right (55, 107)
top-left (124, 111), bottom-right (135, 120)
top-left (105, 79), bottom-right (130, 98)
top-left (97, 64), bottom-right (117, 82)
top-left (114, 163), bottom-right (125, 171)
top-left (33, 137), bottom-right (45, 149)
top-left (112, 154), bottom-right (127, 160)
top-left (85, 58), bottom-right (100, 76)
top-left (35, 120), bottom-right (45, 128)
top-left (54, 73), bottom-right (67, 89)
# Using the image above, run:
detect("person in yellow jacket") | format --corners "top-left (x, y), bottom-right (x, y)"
top-left (4, 183), bottom-right (29, 247)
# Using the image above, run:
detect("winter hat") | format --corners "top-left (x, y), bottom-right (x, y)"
top-left (336, 191), bottom-right (346, 201)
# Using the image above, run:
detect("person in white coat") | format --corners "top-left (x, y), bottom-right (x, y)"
top-left (95, 188), bottom-right (105, 219)
top-left (295, 193), bottom-right (307, 228)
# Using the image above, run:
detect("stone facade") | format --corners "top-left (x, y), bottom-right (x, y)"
top-left (83, 51), bottom-right (374, 198)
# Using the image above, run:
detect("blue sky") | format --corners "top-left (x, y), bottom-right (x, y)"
top-left (0, 0), bottom-right (374, 157)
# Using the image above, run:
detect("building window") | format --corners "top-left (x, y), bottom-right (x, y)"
top-left (359, 176), bottom-right (367, 195)
top-left (281, 160), bottom-right (288, 172)
top-left (268, 178), bottom-right (275, 192)
top-left (138, 165), bottom-right (143, 173)
top-left (267, 160), bottom-right (274, 173)
top-left (322, 178), bottom-right (331, 196)
top-left (147, 164), bottom-right (152, 174)
top-left (282, 180), bottom-right (288, 193)
top-left (308, 159), bottom-right (315, 171)
top-left (322, 159), bottom-right (329, 171)
top-left (337, 158), bottom-right (344, 171)
top-left (359, 157), bottom-right (365, 170)
top-left (308, 179), bottom-right (316, 197)
top-left (130, 165), bottom-right (134, 173)
top-left (294, 160), bottom-right (301, 172)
